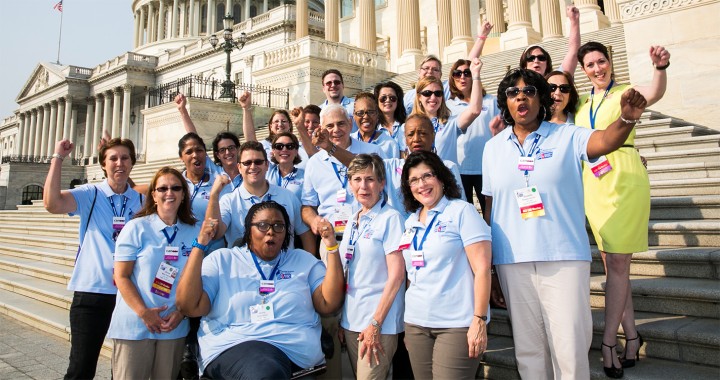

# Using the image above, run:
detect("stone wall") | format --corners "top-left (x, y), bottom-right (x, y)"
top-left (0, 161), bottom-right (85, 210)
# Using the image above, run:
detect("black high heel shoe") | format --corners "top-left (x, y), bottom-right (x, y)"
top-left (620, 333), bottom-right (645, 368)
top-left (601, 342), bottom-right (624, 378)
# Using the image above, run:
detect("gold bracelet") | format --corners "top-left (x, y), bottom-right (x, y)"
top-left (325, 244), bottom-right (339, 252)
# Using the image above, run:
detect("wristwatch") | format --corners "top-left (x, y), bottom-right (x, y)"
top-left (192, 238), bottom-right (209, 254)
top-left (370, 318), bottom-right (381, 330)
top-left (475, 315), bottom-right (488, 322)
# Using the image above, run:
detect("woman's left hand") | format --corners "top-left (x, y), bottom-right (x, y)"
top-left (620, 88), bottom-right (648, 122)
top-left (160, 311), bottom-right (184, 332)
top-left (358, 324), bottom-right (384, 366)
top-left (470, 57), bottom-right (483, 77)
top-left (649, 45), bottom-right (670, 68)
top-left (467, 317), bottom-right (487, 358)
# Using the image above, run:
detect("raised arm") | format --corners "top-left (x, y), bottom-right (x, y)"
top-left (312, 128), bottom-right (354, 167)
top-left (633, 46), bottom-right (670, 107)
top-left (291, 107), bottom-right (319, 158)
top-left (205, 175), bottom-right (230, 238)
top-left (175, 219), bottom-right (216, 317)
top-left (176, 94), bottom-right (197, 134)
top-left (587, 88), bottom-right (647, 159)
top-left (457, 58), bottom-right (484, 131)
top-left (238, 91), bottom-right (257, 142)
top-left (311, 219), bottom-right (345, 315)
top-left (468, 21), bottom-right (493, 60)
top-left (560, 6), bottom-right (580, 75)
top-left (43, 140), bottom-right (78, 214)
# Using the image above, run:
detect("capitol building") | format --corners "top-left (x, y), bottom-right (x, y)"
top-left (0, 0), bottom-right (717, 208)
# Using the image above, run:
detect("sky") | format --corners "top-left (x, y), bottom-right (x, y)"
top-left (0, 0), bottom-right (134, 119)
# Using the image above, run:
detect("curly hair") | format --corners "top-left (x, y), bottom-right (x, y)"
top-left (400, 151), bottom-right (461, 213)
top-left (238, 201), bottom-right (292, 252)
top-left (134, 167), bottom-right (197, 225)
top-left (496, 68), bottom-right (553, 127)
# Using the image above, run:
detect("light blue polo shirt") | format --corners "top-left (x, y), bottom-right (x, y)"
top-left (301, 138), bottom-right (381, 220)
top-left (383, 158), bottom-right (466, 220)
top-left (198, 246), bottom-right (326, 371)
top-left (448, 94), bottom-right (500, 175)
top-left (403, 80), bottom-right (451, 115)
top-left (321, 96), bottom-right (357, 132)
top-left (263, 139), bottom-right (311, 170)
top-left (107, 214), bottom-right (199, 340)
top-left (205, 156), bottom-right (242, 191)
top-left (68, 180), bottom-right (144, 294)
top-left (481, 121), bottom-right (595, 265)
top-left (352, 128), bottom-right (400, 159)
top-left (219, 183), bottom-right (309, 247)
top-left (431, 116), bottom-right (463, 163)
top-left (381, 121), bottom-right (406, 153)
top-left (339, 201), bottom-right (405, 334)
top-left (403, 197), bottom-right (491, 328)
top-left (266, 164), bottom-right (304, 202)
top-left (184, 170), bottom-right (232, 252)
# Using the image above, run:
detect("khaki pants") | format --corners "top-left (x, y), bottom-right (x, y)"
top-left (497, 261), bottom-right (592, 380)
top-left (112, 337), bottom-right (185, 380)
top-left (344, 330), bottom-right (398, 380)
top-left (318, 240), bottom-right (343, 380)
top-left (403, 323), bottom-right (480, 380)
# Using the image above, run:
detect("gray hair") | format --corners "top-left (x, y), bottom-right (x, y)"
top-left (319, 103), bottom-right (350, 126)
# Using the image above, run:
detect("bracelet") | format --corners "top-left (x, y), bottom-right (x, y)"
top-left (477, 35), bottom-right (487, 40)
top-left (192, 238), bottom-right (209, 253)
top-left (654, 62), bottom-right (670, 71)
top-left (473, 76), bottom-right (482, 81)
top-left (620, 116), bottom-right (641, 125)
top-left (51, 153), bottom-right (65, 161)
top-left (325, 244), bottom-right (339, 252)
top-left (328, 143), bottom-right (337, 157)
top-left (475, 314), bottom-right (488, 322)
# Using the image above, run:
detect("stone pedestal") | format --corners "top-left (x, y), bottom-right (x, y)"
top-left (576, 0), bottom-right (610, 33)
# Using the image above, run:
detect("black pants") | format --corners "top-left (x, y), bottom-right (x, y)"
top-left (64, 291), bottom-right (116, 380)
top-left (461, 174), bottom-right (486, 213)
top-left (204, 341), bottom-right (301, 380)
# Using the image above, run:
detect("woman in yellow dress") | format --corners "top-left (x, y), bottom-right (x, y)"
top-left (576, 41), bottom-right (670, 378)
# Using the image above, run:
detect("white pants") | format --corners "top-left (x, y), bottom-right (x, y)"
top-left (497, 261), bottom-right (592, 380)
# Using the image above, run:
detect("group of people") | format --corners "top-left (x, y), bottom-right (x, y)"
top-left (44, 6), bottom-right (672, 380)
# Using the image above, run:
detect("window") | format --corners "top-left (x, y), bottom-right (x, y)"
top-left (376, 0), bottom-right (387, 7)
top-left (201, 5), bottom-right (207, 33)
top-left (233, 4), bottom-right (241, 22)
top-left (22, 185), bottom-right (43, 206)
top-left (216, 3), bottom-right (226, 31)
top-left (341, 0), bottom-right (354, 18)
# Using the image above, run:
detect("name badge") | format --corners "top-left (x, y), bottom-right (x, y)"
top-left (590, 155), bottom-right (613, 178)
top-left (151, 262), bottom-right (178, 298)
top-left (164, 246), bottom-right (179, 261)
top-left (334, 204), bottom-right (352, 233)
top-left (514, 186), bottom-right (545, 220)
top-left (112, 216), bottom-right (125, 230)
top-left (518, 157), bottom-right (535, 171)
top-left (259, 280), bottom-right (275, 293)
top-left (397, 229), bottom-right (414, 251)
top-left (336, 189), bottom-right (347, 203)
top-left (345, 244), bottom-right (355, 260)
top-left (249, 303), bottom-right (275, 323)
top-left (410, 250), bottom-right (425, 267)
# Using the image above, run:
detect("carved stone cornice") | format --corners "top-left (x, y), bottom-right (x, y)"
top-left (619, 0), bottom-right (705, 20)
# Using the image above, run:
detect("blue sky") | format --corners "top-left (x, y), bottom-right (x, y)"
top-left (0, 0), bottom-right (133, 118)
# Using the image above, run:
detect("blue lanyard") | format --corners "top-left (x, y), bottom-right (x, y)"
top-left (250, 251), bottom-right (281, 282)
top-left (190, 172), bottom-right (209, 202)
top-left (108, 195), bottom-right (128, 218)
top-left (347, 201), bottom-right (384, 249)
top-left (250, 194), bottom-right (272, 205)
top-left (367, 130), bottom-right (379, 144)
top-left (391, 123), bottom-right (401, 139)
top-left (275, 167), bottom-right (297, 188)
top-left (412, 212), bottom-right (439, 251)
top-left (512, 133), bottom-right (542, 177)
top-left (162, 225), bottom-right (178, 245)
top-left (331, 162), bottom-right (348, 188)
top-left (589, 80), bottom-right (614, 130)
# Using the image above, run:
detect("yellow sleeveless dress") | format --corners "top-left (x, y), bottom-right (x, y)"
top-left (576, 84), bottom-right (650, 253)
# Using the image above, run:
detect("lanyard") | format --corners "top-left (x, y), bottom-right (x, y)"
top-left (589, 80), bottom-right (614, 130)
top-left (250, 251), bottom-right (281, 283)
top-left (190, 172), bottom-right (209, 202)
top-left (512, 133), bottom-right (542, 186)
top-left (412, 212), bottom-right (439, 251)
top-left (250, 194), bottom-right (272, 205)
top-left (162, 225), bottom-right (178, 245)
top-left (275, 167), bottom-right (297, 188)
top-left (347, 201), bottom-right (384, 250)
top-left (391, 122), bottom-right (400, 139)
top-left (365, 130), bottom-right (379, 144)
top-left (108, 195), bottom-right (128, 218)
top-left (331, 162), bottom-right (348, 188)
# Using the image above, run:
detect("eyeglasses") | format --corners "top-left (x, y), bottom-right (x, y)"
top-left (526, 54), bottom-right (547, 62)
top-left (419, 90), bottom-right (444, 98)
top-left (354, 109), bottom-right (378, 118)
top-left (505, 86), bottom-right (538, 99)
top-left (272, 143), bottom-right (298, 151)
top-left (451, 69), bottom-right (472, 78)
top-left (379, 95), bottom-right (397, 103)
top-left (548, 84), bottom-right (571, 94)
top-left (250, 222), bottom-right (286, 233)
top-left (420, 66), bottom-right (441, 73)
top-left (324, 80), bottom-right (342, 87)
top-left (218, 145), bottom-right (237, 154)
top-left (408, 172), bottom-right (436, 187)
top-left (240, 159), bottom-right (266, 167)
top-left (155, 185), bottom-right (183, 193)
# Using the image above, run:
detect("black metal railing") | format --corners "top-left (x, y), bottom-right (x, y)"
top-left (148, 76), bottom-right (289, 110)
top-left (1, 155), bottom-right (82, 165)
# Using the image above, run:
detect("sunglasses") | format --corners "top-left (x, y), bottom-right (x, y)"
top-left (324, 80), bottom-right (342, 87)
top-left (451, 69), bottom-right (472, 78)
top-left (272, 143), bottom-right (298, 151)
top-left (250, 222), bottom-right (287, 233)
top-left (354, 109), bottom-right (378, 118)
top-left (505, 86), bottom-right (538, 99)
top-left (240, 159), bottom-right (266, 167)
top-left (155, 185), bottom-right (183, 193)
top-left (526, 54), bottom-right (547, 62)
top-left (419, 90), bottom-right (444, 98)
top-left (379, 95), bottom-right (397, 103)
top-left (549, 84), bottom-right (571, 94)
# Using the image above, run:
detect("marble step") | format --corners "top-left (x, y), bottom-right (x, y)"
top-left (0, 268), bottom-right (73, 310)
top-left (642, 147), bottom-right (720, 165)
top-left (0, 215), bottom-right (80, 227)
top-left (647, 162), bottom-right (720, 181)
top-left (590, 246), bottom-right (720, 280)
top-left (650, 178), bottom-right (720, 197)
top-left (0, 255), bottom-right (72, 285)
top-left (635, 125), bottom-right (717, 140)
top-left (0, 224), bottom-right (80, 239)
top-left (638, 135), bottom-right (720, 154)
top-left (636, 117), bottom-right (692, 132)
top-left (647, 220), bottom-right (720, 247)
top-left (0, 232), bottom-right (78, 251)
top-left (649, 195), bottom-right (720, 220)
top-left (0, 241), bottom-right (77, 267)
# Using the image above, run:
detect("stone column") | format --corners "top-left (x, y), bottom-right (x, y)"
top-left (134, 10), bottom-right (141, 47)
top-left (103, 91), bottom-right (113, 138)
top-left (84, 98), bottom-right (94, 159)
top-left (436, 0), bottom-right (452, 57)
top-left (46, 101), bottom-right (58, 156)
top-left (147, 2), bottom-right (156, 43)
top-left (94, 96), bottom-right (104, 158)
top-left (263, 0), bottom-right (268, 13)
top-left (324, 0), bottom-right (338, 42)
top-left (189, 0), bottom-right (196, 35)
top-left (139, 5), bottom-right (146, 45)
top-left (171, 0), bottom-right (179, 38)
top-left (500, 0), bottom-right (541, 50)
top-left (244, 0), bottom-right (251, 20)
top-left (396, 0), bottom-right (423, 72)
top-left (121, 85), bottom-right (132, 139)
top-left (179, 0), bottom-right (186, 38)
top-left (69, 107), bottom-right (78, 145)
top-left (56, 99), bottom-right (66, 144)
top-left (38, 106), bottom-right (48, 157)
top-left (539, 0), bottom-right (563, 40)
top-left (575, 0), bottom-right (609, 32)
top-left (27, 111), bottom-right (37, 156)
top-left (358, 0), bottom-right (376, 51)
top-left (485, 0), bottom-right (506, 36)
top-left (158, 0), bottom-right (166, 40)
top-left (444, 0), bottom-right (474, 62)
top-left (16, 114), bottom-right (25, 155)
top-left (604, 0), bottom-right (622, 26)
top-left (112, 88), bottom-right (122, 138)
top-left (62, 96), bottom-right (73, 139)
top-left (295, 0), bottom-right (308, 38)
top-left (209, 0), bottom-right (216, 34)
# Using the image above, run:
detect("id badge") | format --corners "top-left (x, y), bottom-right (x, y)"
top-left (334, 204), bottom-right (352, 233)
top-left (345, 244), bottom-right (355, 260)
top-left (397, 229), bottom-right (414, 251)
top-left (514, 186), bottom-right (546, 220)
top-left (259, 280), bottom-right (275, 293)
top-left (249, 303), bottom-right (275, 323)
top-left (164, 246), bottom-right (179, 261)
top-left (518, 157), bottom-right (535, 171)
top-left (336, 189), bottom-right (347, 203)
top-left (410, 250), bottom-right (425, 267)
top-left (590, 155), bottom-right (613, 178)
top-left (112, 216), bottom-right (125, 230)
top-left (151, 262), bottom-right (179, 298)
